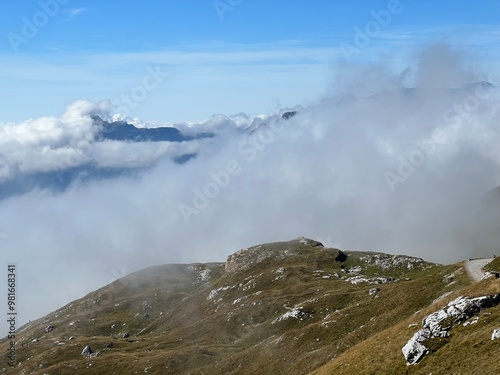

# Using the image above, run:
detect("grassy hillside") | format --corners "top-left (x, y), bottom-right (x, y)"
top-left (1, 238), bottom-right (494, 374)
top-left (485, 257), bottom-right (500, 273)
top-left (310, 276), bottom-right (500, 375)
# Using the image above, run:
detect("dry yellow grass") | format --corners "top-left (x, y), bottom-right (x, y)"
top-left (309, 278), bottom-right (500, 375)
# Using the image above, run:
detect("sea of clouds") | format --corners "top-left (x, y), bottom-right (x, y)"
top-left (2, 44), bottom-right (500, 325)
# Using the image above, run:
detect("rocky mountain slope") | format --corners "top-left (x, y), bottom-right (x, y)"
top-left (1, 238), bottom-right (499, 374)
top-left (92, 116), bottom-right (213, 143)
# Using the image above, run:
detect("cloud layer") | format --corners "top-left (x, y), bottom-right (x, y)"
top-left (2, 45), bottom-right (500, 326)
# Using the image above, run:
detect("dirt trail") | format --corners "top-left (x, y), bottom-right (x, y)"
top-left (464, 258), bottom-right (494, 282)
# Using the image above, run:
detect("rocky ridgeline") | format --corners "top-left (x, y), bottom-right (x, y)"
top-left (358, 253), bottom-right (429, 270)
top-left (225, 237), bottom-right (344, 273)
top-left (402, 294), bottom-right (500, 365)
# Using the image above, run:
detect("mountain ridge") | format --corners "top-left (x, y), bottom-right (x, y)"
top-left (3, 237), bottom-right (498, 374)
top-left (91, 115), bottom-right (214, 143)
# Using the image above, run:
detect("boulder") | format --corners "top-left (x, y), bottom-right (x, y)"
top-left (492, 329), bottom-right (500, 340)
top-left (402, 337), bottom-right (428, 366)
top-left (81, 345), bottom-right (94, 356)
top-left (44, 325), bottom-right (54, 333)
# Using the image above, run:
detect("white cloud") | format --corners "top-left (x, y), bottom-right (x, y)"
top-left (0, 99), bottom-right (215, 182)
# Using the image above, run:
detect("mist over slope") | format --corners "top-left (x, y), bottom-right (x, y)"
top-left (1, 45), bottom-right (500, 326)
top-left (0, 238), bottom-right (472, 374)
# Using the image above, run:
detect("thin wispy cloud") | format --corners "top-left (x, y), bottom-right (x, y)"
top-left (0, 42), bottom-right (338, 123)
top-left (63, 7), bottom-right (86, 20)
top-left (376, 25), bottom-right (500, 44)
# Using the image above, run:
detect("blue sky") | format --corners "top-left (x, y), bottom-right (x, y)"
top-left (1, 0), bottom-right (500, 123)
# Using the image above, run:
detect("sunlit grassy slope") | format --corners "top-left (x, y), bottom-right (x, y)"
top-left (310, 277), bottom-right (500, 375)
top-left (485, 257), bottom-right (500, 273)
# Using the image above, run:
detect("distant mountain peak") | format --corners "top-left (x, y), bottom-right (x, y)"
top-left (91, 115), bottom-right (212, 143)
top-left (281, 111), bottom-right (298, 120)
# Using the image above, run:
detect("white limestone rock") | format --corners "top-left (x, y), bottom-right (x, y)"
top-left (402, 337), bottom-right (428, 366)
top-left (402, 295), bottom-right (500, 365)
top-left (81, 345), bottom-right (94, 356)
top-left (492, 329), bottom-right (500, 340)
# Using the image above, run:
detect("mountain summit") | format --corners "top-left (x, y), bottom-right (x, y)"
top-left (224, 237), bottom-right (343, 273)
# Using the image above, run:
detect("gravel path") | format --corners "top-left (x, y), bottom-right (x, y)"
top-left (464, 258), bottom-right (494, 282)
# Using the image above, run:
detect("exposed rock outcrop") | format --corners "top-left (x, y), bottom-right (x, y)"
top-left (225, 238), bottom-right (345, 273)
top-left (81, 345), bottom-right (94, 356)
top-left (281, 111), bottom-right (297, 120)
top-left (402, 295), bottom-right (500, 365)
